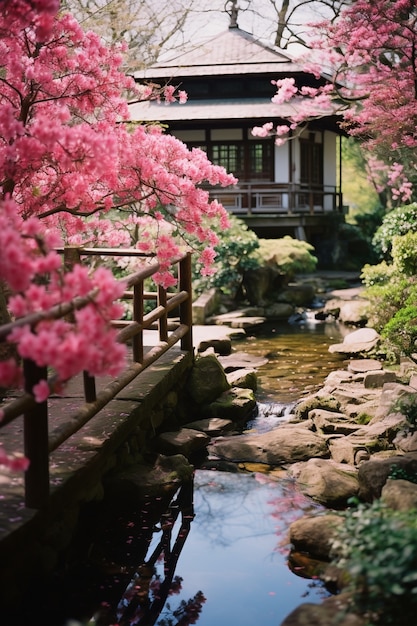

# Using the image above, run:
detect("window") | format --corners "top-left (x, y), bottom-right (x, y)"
top-left (210, 140), bottom-right (272, 180)
top-left (248, 142), bottom-right (273, 180)
top-left (211, 144), bottom-right (245, 179)
top-left (183, 134), bottom-right (274, 181)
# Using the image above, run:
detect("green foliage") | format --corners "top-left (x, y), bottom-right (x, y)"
top-left (389, 465), bottom-right (417, 484)
top-left (256, 236), bottom-right (318, 276)
top-left (361, 226), bottom-right (417, 358)
top-left (392, 395), bottom-right (417, 430)
top-left (192, 220), bottom-right (318, 299)
top-left (355, 413), bottom-right (372, 425)
top-left (361, 260), bottom-right (395, 288)
top-left (331, 500), bottom-right (417, 625)
top-left (391, 232), bottom-right (417, 276)
top-left (382, 304), bottom-right (417, 357)
top-left (342, 137), bottom-right (381, 220)
top-left (192, 215), bottom-right (260, 297)
top-left (372, 203), bottom-right (417, 258)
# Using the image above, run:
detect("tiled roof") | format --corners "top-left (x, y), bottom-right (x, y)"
top-left (128, 98), bottom-right (304, 122)
top-left (133, 27), bottom-right (302, 79)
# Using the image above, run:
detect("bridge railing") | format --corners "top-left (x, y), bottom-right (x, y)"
top-left (0, 248), bottom-right (193, 509)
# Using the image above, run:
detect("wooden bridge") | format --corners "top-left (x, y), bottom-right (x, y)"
top-left (0, 248), bottom-right (194, 510)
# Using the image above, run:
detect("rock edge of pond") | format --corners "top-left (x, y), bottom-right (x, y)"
top-left (168, 327), bottom-right (417, 626)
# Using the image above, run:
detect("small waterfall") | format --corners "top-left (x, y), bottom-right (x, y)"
top-left (245, 401), bottom-right (295, 433)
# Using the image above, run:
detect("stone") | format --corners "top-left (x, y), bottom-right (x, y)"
top-left (394, 430), bottom-right (417, 453)
top-left (278, 283), bottom-right (316, 307)
top-left (324, 370), bottom-right (356, 387)
top-left (381, 478), bottom-right (417, 511)
top-left (186, 354), bottom-right (230, 405)
top-left (296, 458), bottom-right (359, 506)
top-left (328, 414), bottom-right (406, 465)
top-left (280, 598), bottom-right (366, 626)
top-left (192, 288), bottom-right (220, 325)
top-left (202, 387), bottom-right (257, 422)
top-left (209, 426), bottom-right (329, 465)
top-left (242, 265), bottom-right (287, 305)
top-left (293, 394), bottom-right (341, 420)
top-left (197, 337), bottom-right (232, 355)
top-left (348, 359), bottom-right (383, 373)
top-left (369, 383), bottom-right (417, 423)
top-left (338, 300), bottom-right (369, 325)
top-left (363, 370), bottom-right (397, 388)
top-left (288, 513), bottom-right (343, 560)
top-left (103, 454), bottom-right (194, 501)
top-left (310, 409), bottom-right (361, 436)
top-left (328, 327), bottom-right (380, 354)
top-left (154, 428), bottom-right (210, 457)
top-left (264, 302), bottom-right (294, 319)
top-left (226, 368), bottom-right (258, 391)
top-left (218, 351), bottom-right (269, 370)
top-left (329, 436), bottom-right (369, 465)
top-left (183, 417), bottom-right (234, 436)
top-left (358, 452), bottom-right (417, 501)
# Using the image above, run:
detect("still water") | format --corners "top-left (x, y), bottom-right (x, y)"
top-left (14, 320), bottom-right (347, 626)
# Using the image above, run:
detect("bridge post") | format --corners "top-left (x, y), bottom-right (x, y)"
top-left (23, 359), bottom-right (49, 508)
top-left (179, 253), bottom-right (193, 352)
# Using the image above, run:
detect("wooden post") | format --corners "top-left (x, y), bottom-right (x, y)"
top-left (133, 282), bottom-right (144, 363)
top-left (179, 253), bottom-right (193, 352)
top-left (158, 285), bottom-right (168, 342)
top-left (64, 246), bottom-right (96, 402)
top-left (23, 359), bottom-right (49, 508)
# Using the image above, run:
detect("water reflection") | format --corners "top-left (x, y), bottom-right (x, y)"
top-left (165, 470), bottom-right (328, 626)
top-left (91, 470), bottom-right (328, 626)
top-left (233, 320), bottom-right (347, 404)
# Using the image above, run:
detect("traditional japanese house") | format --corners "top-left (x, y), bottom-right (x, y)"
top-left (129, 10), bottom-right (345, 259)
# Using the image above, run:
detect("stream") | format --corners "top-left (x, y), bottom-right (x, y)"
top-left (13, 318), bottom-right (348, 626)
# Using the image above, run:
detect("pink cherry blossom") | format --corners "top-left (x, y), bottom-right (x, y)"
top-left (0, 0), bottom-right (236, 449)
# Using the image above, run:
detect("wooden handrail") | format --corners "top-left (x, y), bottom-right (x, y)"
top-left (0, 249), bottom-right (194, 508)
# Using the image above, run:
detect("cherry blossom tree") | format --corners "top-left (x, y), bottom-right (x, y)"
top-left (0, 0), bottom-right (235, 470)
top-left (262, 0), bottom-right (417, 203)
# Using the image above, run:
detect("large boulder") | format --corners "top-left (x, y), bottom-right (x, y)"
top-left (381, 478), bottom-right (417, 511)
top-left (154, 428), bottom-right (210, 457)
top-left (328, 328), bottom-right (380, 355)
top-left (280, 597), bottom-right (366, 626)
top-left (296, 458), bottom-right (359, 506)
top-left (186, 354), bottom-right (230, 405)
top-left (103, 454), bottom-right (194, 502)
top-left (209, 425), bottom-right (329, 465)
top-left (202, 387), bottom-right (256, 422)
top-left (358, 452), bottom-right (417, 501)
top-left (242, 266), bottom-right (286, 305)
top-left (328, 414), bottom-right (406, 465)
top-left (288, 513), bottom-right (343, 560)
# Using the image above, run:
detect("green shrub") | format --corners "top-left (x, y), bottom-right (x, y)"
top-left (192, 222), bottom-right (318, 299)
top-left (256, 236), bottom-right (318, 277)
top-left (372, 203), bottom-right (417, 258)
top-left (331, 500), bottom-right (417, 625)
top-left (392, 232), bottom-right (417, 276)
top-left (361, 261), bottom-right (395, 288)
top-left (191, 215), bottom-right (260, 298)
top-left (382, 304), bottom-right (417, 357)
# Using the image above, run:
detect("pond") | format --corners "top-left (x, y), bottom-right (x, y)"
top-left (11, 319), bottom-right (347, 626)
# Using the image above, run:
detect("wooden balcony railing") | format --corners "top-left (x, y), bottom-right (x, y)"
top-left (0, 248), bottom-right (193, 509)
top-left (210, 182), bottom-right (344, 216)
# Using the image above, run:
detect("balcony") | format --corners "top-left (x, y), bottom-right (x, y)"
top-left (209, 182), bottom-right (345, 239)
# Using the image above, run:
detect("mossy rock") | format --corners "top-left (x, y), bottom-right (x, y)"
top-left (293, 394), bottom-right (341, 420)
